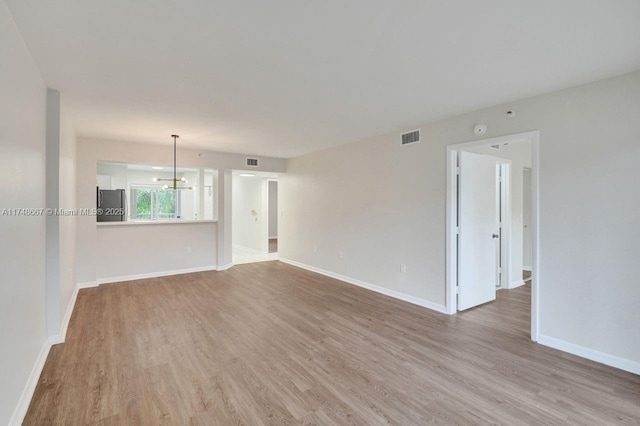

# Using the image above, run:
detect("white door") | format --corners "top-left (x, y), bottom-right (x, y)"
top-left (458, 151), bottom-right (500, 310)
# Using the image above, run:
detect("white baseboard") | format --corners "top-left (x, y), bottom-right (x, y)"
top-left (77, 281), bottom-right (98, 289)
top-left (48, 285), bottom-right (80, 345)
top-left (523, 266), bottom-right (532, 271)
top-left (269, 235), bottom-right (277, 239)
top-left (97, 265), bottom-right (218, 285)
top-left (9, 340), bottom-right (51, 426)
top-left (217, 263), bottom-right (234, 271)
top-left (538, 335), bottom-right (640, 375)
top-left (509, 279), bottom-right (525, 289)
top-left (279, 258), bottom-right (448, 315)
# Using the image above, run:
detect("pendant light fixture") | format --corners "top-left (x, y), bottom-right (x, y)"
top-left (153, 134), bottom-right (193, 190)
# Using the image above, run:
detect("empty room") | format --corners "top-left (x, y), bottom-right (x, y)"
top-left (1, 1), bottom-right (639, 425)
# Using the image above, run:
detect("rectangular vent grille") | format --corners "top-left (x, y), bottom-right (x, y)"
top-left (246, 158), bottom-right (259, 167)
top-left (401, 129), bottom-right (421, 145)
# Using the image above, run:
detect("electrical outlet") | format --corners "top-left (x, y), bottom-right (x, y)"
top-left (400, 263), bottom-right (407, 273)
top-left (339, 250), bottom-right (343, 258)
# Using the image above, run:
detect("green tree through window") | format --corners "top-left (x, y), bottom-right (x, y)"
top-left (135, 189), bottom-right (152, 219)
top-left (132, 187), bottom-right (180, 220)
top-left (155, 190), bottom-right (176, 219)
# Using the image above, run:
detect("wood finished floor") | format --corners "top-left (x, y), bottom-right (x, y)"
top-left (25, 262), bottom-right (640, 425)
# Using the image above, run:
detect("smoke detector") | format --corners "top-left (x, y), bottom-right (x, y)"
top-left (473, 124), bottom-right (487, 136)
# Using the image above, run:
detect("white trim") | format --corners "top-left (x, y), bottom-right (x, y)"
top-left (97, 265), bottom-right (217, 285)
top-left (523, 266), bottom-right (532, 271)
top-left (77, 281), bottom-right (98, 289)
top-left (538, 335), bottom-right (640, 375)
top-left (279, 258), bottom-right (448, 315)
top-left (509, 279), bottom-right (525, 289)
top-left (497, 160), bottom-right (512, 290)
top-left (446, 130), bottom-right (540, 341)
top-left (217, 263), bottom-right (234, 271)
top-left (531, 133), bottom-right (541, 341)
top-left (9, 340), bottom-right (51, 426)
top-left (48, 285), bottom-right (80, 345)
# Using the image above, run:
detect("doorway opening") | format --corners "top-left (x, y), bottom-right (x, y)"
top-left (446, 131), bottom-right (539, 340)
top-left (231, 171), bottom-right (279, 264)
top-left (268, 180), bottom-right (278, 254)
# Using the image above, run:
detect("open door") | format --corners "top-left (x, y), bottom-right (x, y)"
top-left (458, 151), bottom-right (500, 310)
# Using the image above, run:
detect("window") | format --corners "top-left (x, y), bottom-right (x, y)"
top-left (130, 186), bottom-right (181, 220)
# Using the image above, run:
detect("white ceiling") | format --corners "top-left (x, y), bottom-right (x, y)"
top-left (7, 0), bottom-right (640, 158)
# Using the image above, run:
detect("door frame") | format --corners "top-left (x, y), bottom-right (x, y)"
top-left (445, 130), bottom-right (540, 341)
top-left (496, 159), bottom-right (512, 290)
top-left (263, 178), bottom-right (278, 254)
top-left (522, 167), bottom-right (533, 272)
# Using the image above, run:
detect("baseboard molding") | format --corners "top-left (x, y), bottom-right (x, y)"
top-left (269, 236), bottom-right (277, 240)
top-left (48, 285), bottom-right (80, 345)
top-left (538, 335), bottom-right (640, 375)
top-left (510, 279), bottom-right (525, 289)
top-left (9, 340), bottom-right (51, 426)
top-left (279, 258), bottom-right (448, 315)
top-left (77, 281), bottom-right (98, 289)
top-left (523, 266), bottom-right (532, 271)
top-left (97, 266), bottom-right (218, 285)
top-left (217, 263), bottom-right (234, 271)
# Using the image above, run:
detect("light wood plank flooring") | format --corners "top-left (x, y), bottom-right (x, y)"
top-left (25, 262), bottom-right (640, 425)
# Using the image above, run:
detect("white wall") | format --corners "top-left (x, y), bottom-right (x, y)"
top-left (76, 137), bottom-right (286, 285)
top-left (45, 89), bottom-right (78, 341)
top-left (0, 1), bottom-right (47, 423)
top-left (232, 176), bottom-right (267, 252)
top-left (96, 162), bottom-right (127, 190)
top-left (45, 89), bottom-right (61, 338)
top-left (217, 170), bottom-right (233, 269)
top-left (268, 181), bottom-right (278, 238)
top-left (58, 99), bottom-right (77, 334)
top-left (96, 223), bottom-right (217, 281)
top-left (280, 71), bottom-right (640, 368)
top-left (466, 141), bottom-right (532, 288)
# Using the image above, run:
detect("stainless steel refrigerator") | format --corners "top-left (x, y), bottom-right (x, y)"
top-left (97, 188), bottom-right (126, 222)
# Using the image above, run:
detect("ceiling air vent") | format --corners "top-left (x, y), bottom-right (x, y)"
top-left (246, 158), bottom-right (259, 167)
top-left (401, 129), bottom-right (421, 145)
